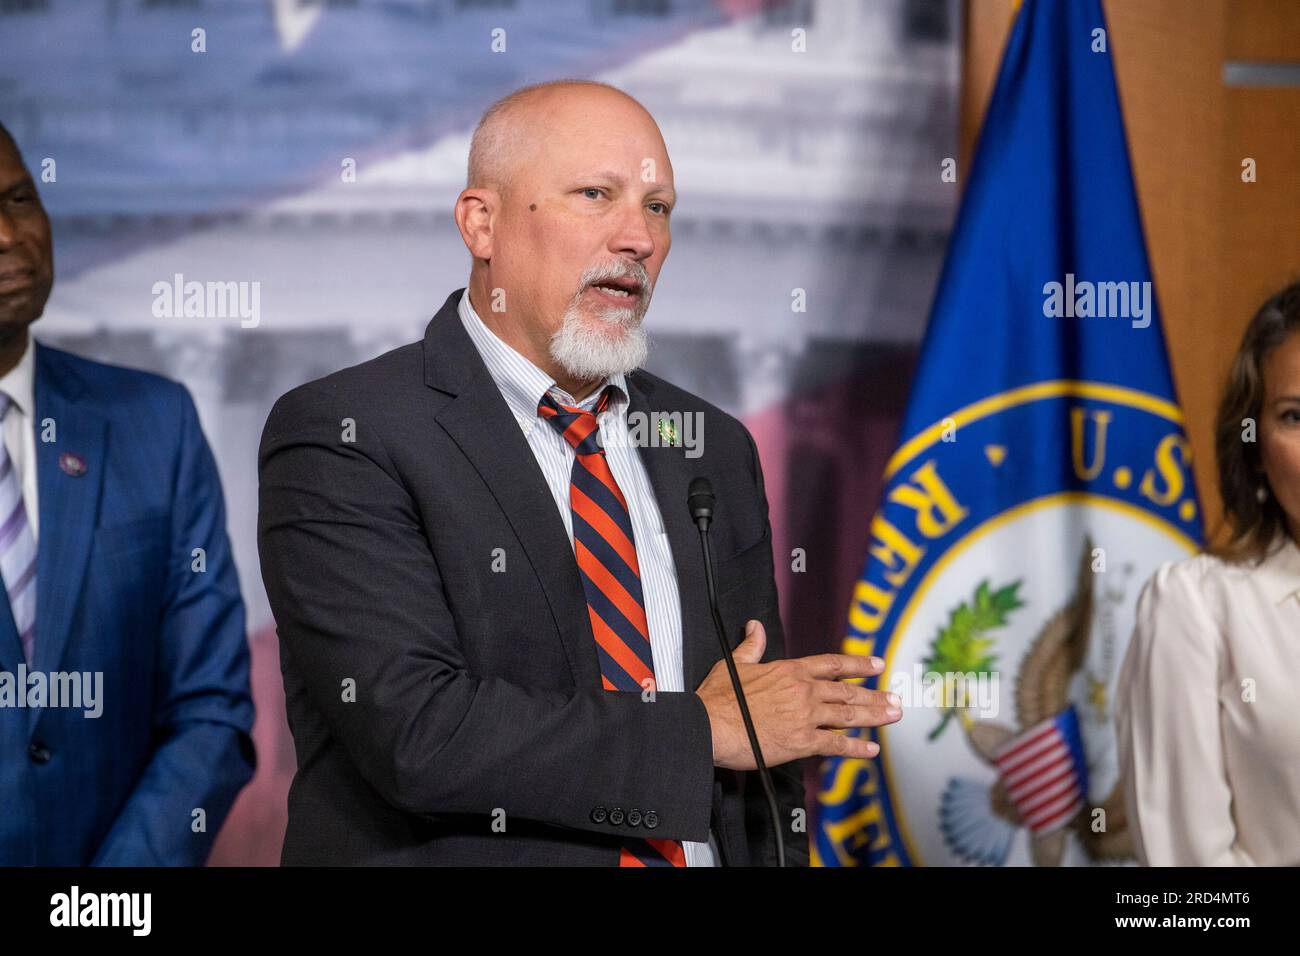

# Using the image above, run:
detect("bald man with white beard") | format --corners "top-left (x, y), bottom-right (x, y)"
top-left (258, 80), bottom-right (901, 866)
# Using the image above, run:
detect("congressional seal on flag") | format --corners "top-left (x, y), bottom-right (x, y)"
top-left (814, 0), bottom-right (1203, 867)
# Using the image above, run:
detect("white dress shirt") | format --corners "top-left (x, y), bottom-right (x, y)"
top-left (1116, 535), bottom-right (1300, 865)
top-left (0, 335), bottom-right (39, 541)
top-left (457, 288), bottom-right (718, 866)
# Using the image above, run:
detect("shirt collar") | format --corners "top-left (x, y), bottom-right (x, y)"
top-left (457, 287), bottom-right (627, 425)
top-left (1256, 533), bottom-right (1300, 605)
top-left (0, 334), bottom-right (36, 419)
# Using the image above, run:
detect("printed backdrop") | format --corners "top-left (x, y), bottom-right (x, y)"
top-left (0, 0), bottom-right (959, 864)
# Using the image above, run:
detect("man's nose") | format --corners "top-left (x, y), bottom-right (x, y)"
top-left (608, 202), bottom-right (656, 261)
top-left (0, 211), bottom-right (15, 251)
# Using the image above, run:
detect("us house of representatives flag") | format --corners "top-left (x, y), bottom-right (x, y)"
top-left (814, 0), bottom-right (1203, 867)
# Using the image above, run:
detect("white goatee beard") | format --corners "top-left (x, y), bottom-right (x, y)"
top-left (548, 299), bottom-right (649, 382)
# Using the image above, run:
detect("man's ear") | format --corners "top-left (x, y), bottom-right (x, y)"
top-left (454, 188), bottom-right (498, 262)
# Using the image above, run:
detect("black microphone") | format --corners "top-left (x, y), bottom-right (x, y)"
top-left (688, 476), bottom-right (786, 867)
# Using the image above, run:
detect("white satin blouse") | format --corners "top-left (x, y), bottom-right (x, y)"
top-left (1116, 535), bottom-right (1300, 866)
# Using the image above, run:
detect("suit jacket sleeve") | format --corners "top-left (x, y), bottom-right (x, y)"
top-left (92, 385), bottom-right (256, 866)
top-left (740, 424), bottom-right (811, 866)
top-left (257, 383), bottom-right (717, 842)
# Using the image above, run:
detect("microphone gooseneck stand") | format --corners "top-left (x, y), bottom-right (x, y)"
top-left (688, 477), bottom-right (786, 868)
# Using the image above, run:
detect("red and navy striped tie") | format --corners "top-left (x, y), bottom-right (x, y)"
top-left (538, 386), bottom-right (687, 868)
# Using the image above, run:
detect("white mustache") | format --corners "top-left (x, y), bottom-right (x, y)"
top-left (576, 263), bottom-right (652, 300)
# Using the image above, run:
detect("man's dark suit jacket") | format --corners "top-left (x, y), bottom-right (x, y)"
top-left (258, 288), bottom-right (808, 866)
top-left (0, 343), bottom-right (254, 866)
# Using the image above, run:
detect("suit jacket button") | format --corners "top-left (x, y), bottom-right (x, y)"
top-left (28, 743), bottom-right (51, 765)
top-left (627, 808), bottom-right (643, 827)
top-left (643, 810), bottom-right (659, 829)
top-left (609, 807), bottom-right (625, 826)
top-left (591, 806), bottom-right (608, 824)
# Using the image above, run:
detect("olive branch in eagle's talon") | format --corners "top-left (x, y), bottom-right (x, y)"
top-left (922, 579), bottom-right (1024, 741)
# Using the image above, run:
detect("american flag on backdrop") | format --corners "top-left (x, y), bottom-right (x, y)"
top-left (2, 0), bottom-right (962, 864)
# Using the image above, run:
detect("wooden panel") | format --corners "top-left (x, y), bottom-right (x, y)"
top-left (1225, 0), bottom-right (1300, 59)
top-left (1219, 84), bottom-right (1300, 462)
top-left (958, 0), bottom-right (1017, 176)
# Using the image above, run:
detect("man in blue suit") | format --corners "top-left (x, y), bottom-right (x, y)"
top-left (0, 123), bottom-right (255, 865)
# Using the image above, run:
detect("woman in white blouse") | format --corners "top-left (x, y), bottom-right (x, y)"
top-left (1117, 282), bottom-right (1300, 866)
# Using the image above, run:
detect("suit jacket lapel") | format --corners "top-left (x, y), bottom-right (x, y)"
top-left (625, 373), bottom-right (715, 693)
top-left (33, 342), bottom-right (107, 683)
top-left (423, 291), bottom-right (601, 690)
top-left (0, 567), bottom-right (20, 671)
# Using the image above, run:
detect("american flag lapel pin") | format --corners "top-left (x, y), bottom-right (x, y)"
top-left (59, 452), bottom-right (88, 477)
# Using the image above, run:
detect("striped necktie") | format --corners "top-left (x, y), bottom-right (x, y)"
top-left (0, 394), bottom-right (36, 667)
top-left (537, 385), bottom-right (687, 868)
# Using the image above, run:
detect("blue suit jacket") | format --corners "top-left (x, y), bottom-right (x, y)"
top-left (0, 341), bottom-right (254, 866)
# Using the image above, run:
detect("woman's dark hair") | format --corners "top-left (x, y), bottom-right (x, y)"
top-left (1214, 280), bottom-right (1300, 561)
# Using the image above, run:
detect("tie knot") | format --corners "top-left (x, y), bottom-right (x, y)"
top-left (538, 387), bottom-right (612, 456)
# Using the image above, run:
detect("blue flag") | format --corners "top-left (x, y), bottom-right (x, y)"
top-left (814, 0), bottom-right (1202, 867)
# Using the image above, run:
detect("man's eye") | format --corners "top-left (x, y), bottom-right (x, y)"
top-left (582, 187), bottom-right (604, 200)
top-left (1282, 408), bottom-right (1300, 424)
top-left (648, 202), bottom-right (670, 215)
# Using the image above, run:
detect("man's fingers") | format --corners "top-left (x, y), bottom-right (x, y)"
top-left (812, 729), bottom-right (879, 759)
top-left (733, 619), bottom-right (767, 664)
top-left (812, 699), bottom-right (902, 731)
top-left (800, 652), bottom-right (884, 681)
top-left (818, 682), bottom-right (900, 712)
